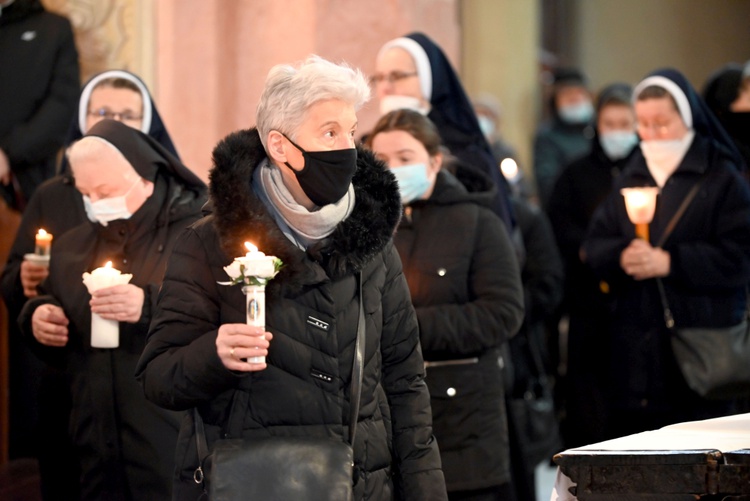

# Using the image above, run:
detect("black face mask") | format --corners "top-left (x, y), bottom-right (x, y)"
top-left (723, 112), bottom-right (750, 142)
top-left (281, 133), bottom-right (358, 207)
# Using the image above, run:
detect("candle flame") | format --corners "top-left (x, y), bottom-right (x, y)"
top-left (104, 261), bottom-right (113, 268)
top-left (38, 229), bottom-right (48, 236)
top-left (245, 242), bottom-right (257, 253)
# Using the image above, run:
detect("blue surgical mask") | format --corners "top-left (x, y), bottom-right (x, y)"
top-left (83, 178), bottom-right (139, 226)
top-left (558, 101), bottom-right (594, 124)
top-left (391, 163), bottom-right (431, 204)
top-left (599, 130), bottom-right (638, 161)
top-left (477, 115), bottom-right (496, 139)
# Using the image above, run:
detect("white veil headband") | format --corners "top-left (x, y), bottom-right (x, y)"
top-left (633, 75), bottom-right (693, 129)
top-left (77, 70), bottom-right (153, 135)
top-left (377, 37), bottom-right (433, 102)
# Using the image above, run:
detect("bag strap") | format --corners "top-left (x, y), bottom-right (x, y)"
top-left (193, 271), bottom-right (366, 483)
top-left (655, 173), bottom-right (707, 328)
top-left (349, 271), bottom-right (365, 446)
top-left (655, 174), bottom-right (706, 248)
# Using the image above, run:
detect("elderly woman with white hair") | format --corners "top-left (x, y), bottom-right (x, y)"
top-left (19, 119), bottom-right (206, 500)
top-left (583, 68), bottom-right (750, 439)
top-left (136, 55), bottom-right (447, 500)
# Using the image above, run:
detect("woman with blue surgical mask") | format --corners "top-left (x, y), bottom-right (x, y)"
top-left (533, 68), bottom-right (596, 208)
top-left (368, 109), bottom-right (524, 501)
top-left (547, 83), bottom-right (638, 451)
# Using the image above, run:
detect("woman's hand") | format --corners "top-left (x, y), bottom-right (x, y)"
top-left (20, 260), bottom-right (49, 298)
top-left (31, 304), bottom-right (69, 347)
top-left (216, 323), bottom-right (273, 372)
top-left (620, 238), bottom-right (671, 280)
top-left (90, 284), bottom-right (144, 323)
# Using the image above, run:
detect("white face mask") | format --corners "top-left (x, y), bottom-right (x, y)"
top-left (599, 130), bottom-right (639, 161)
top-left (83, 178), bottom-right (140, 226)
top-left (379, 95), bottom-right (430, 116)
top-left (640, 130), bottom-right (695, 187)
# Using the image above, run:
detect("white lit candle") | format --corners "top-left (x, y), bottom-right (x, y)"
top-left (35, 229), bottom-right (53, 256)
top-left (82, 261), bottom-right (133, 348)
top-left (237, 242), bottom-right (277, 277)
top-left (621, 187), bottom-right (659, 241)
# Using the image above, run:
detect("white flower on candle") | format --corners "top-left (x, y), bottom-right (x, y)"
top-left (218, 242), bottom-right (283, 287)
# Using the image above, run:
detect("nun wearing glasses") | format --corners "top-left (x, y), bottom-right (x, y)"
top-left (583, 68), bottom-right (750, 439)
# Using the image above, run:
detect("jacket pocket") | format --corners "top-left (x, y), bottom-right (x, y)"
top-left (425, 362), bottom-right (484, 451)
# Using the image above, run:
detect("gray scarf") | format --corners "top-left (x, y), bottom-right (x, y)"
top-left (254, 159), bottom-right (355, 249)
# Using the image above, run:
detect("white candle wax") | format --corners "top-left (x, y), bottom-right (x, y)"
top-left (243, 285), bottom-right (266, 364)
top-left (91, 313), bottom-right (119, 348)
top-left (35, 229), bottom-right (53, 256)
top-left (82, 261), bottom-right (133, 349)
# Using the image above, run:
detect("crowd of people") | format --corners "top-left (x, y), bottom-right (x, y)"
top-left (2, 1), bottom-right (750, 500)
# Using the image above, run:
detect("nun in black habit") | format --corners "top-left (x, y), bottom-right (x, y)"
top-left (374, 32), bottom-right (515, 231)
top-left (18, 119), bottom-right (206, 501)
top-left (0, 70), bottom-right (186, 500)
top-left (583, 68), bottom-right (750, 438)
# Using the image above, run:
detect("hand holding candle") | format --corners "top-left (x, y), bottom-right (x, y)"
top-left (620, 187), bottom-right (659, 241)
top-left (218, 242), bottom-right (282, 365)
top-left (82, 261), bottom-right (133, 348)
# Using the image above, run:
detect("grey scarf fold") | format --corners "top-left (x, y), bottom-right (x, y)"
top-left (254, 159), bottom-right (355, 248)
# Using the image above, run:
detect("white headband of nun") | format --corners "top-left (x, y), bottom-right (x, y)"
top-left (633, 75), bottom-right (693, 129)
top-left (67, 136), bottom-right (133, 174)
top-left (78, 70), bottom-right (153, 135)
top-left (377, 37), bottom-right (433, 102)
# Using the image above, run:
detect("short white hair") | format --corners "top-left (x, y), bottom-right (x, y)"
top-left (67, 137), bottom-right (136, 180)
top-left (256, 55), bottom-right (371, 149)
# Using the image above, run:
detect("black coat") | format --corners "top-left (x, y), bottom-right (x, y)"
top-left (135, 129), bottom-right (448, 501)
top-left (583, 134), bottom-right (750, 415)
top-left (547, 136), bottom-right (634, 447)
top-left (19, 171), bottom-right (206, 501)
top-left (394, 167), bottom-right (524, 491)
top-left (0, 0), bottom-right (79, 208)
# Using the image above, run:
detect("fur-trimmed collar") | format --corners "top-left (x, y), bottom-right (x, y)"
top-left (208, 128), bottom-right (401, 292)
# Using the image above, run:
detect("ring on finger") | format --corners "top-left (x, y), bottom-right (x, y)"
top-left (230, 347), bottom-right (236, 358)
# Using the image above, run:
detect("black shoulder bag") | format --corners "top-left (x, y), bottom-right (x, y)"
top-left (193, 272), bottom-right (365, 501)
top-left (655, 175), bottom-right (750, 399)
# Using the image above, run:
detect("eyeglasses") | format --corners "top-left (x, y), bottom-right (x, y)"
top-left (369, 71), bottom-right (418, 85)
top-left (88, 109), bottom-right (143, 122)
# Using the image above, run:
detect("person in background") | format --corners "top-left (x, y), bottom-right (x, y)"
top-left (504, 184), bottom-right (564, 500)
top-left (19, 119), bottom-right (206, 500)
top-left (368, 109), bottom-right (524, 501)
top-left (547, 83), bottom-right (638, 449)
top-left (473, 93), bottom-right (535, 202)
top-left (533, 68), bottom-right (595, 209)
top-left (702, 62), bottom-right (750, 172)
top-left (373, 32), bottom-right (515, 231)
top-left (0, 0), bottom-right (79, 211)
top-left (583, 69), bottom-right (750, 438)
top-left (0, 69), bottom-right (181, 501)
top-left (136, 55), bottom-right (447, 501)
top-left (473, 92), bottom-right (519, 167)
